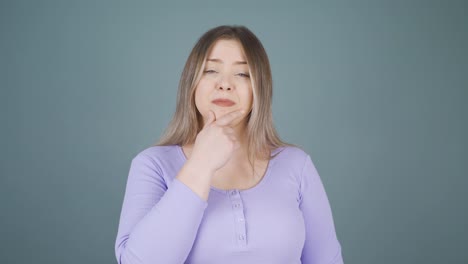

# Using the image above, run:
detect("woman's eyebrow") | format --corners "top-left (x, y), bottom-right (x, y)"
top-left (207, 58), bottom-right (248, 65)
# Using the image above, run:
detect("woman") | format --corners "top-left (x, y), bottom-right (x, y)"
top-left (115, 25), bottom-right (344, 264)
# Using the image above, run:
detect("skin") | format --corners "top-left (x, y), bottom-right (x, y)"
top-left (187, 39), bottom-right (253, 162)
top-left (195, 39), bottom-right (253, 142)
top-left (181, 39), bottom-right (267, 189)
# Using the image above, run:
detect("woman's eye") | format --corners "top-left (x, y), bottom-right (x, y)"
top-left (203, 70), bottom-right (249, 78)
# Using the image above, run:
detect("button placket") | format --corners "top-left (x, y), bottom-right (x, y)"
top-left (229, 189), bottom-right (247, 248)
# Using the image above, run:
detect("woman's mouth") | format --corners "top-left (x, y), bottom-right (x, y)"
top-left (211, 98), bottom-right (235, 107)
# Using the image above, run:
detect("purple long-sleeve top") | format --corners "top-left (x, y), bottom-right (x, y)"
top-left (114, 144), bottom-right (343, 264)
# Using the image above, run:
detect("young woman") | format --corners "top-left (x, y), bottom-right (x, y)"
top-left (115, 25), bottom-right (344, 264)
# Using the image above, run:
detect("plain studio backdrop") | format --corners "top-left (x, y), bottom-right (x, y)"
top-left (1, 0), bottom-right (467, 263)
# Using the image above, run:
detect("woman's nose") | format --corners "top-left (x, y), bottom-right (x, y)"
top-left (217, 75), bottom-right (233, 91)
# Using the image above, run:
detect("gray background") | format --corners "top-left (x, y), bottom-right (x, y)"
top-left (1, 0), bottom-right (467, 263)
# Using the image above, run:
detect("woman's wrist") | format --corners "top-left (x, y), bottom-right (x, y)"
top-left (185, 156), bottom-right (216, 177)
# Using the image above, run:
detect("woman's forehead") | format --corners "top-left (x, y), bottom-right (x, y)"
top-left (206, 39), bottom-right (247, 63)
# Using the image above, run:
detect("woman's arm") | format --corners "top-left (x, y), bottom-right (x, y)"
top-left (115, 110), bottom-right (243, 263)
top-left (114, 153), bottom-right (211, 264)
top-left (299, 155), bottom-right (344, 264)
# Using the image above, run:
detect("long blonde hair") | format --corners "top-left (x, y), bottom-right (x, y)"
top-left (155, 25), bottom-right (297, 176)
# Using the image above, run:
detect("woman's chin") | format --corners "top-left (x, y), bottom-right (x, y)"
top-left (212, 108), bottom-right (237, 117)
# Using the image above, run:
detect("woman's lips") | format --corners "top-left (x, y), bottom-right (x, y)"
top-left (212, 99), bottom-right (235, 107)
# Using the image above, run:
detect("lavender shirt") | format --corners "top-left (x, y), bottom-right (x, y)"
top-left (114, 145), bottom-right (343, 264)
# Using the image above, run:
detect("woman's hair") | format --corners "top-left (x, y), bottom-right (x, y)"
top-left (155, 25), bottom-right (296, 174)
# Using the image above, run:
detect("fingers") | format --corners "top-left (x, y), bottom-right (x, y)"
top-left (215, 110), bottom-right (245, 127)
top-left (203, 110), bottom-right (216, 128)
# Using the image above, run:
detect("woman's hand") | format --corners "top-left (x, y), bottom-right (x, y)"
top-left (189, 110), bottom-right (245, 173)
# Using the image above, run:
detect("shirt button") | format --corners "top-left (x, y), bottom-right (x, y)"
top-left (233, 203), bottom-right (240, 208)
top-left (239, 234), bottom-right (245, 240)
top-left (238, 218), bottom-right (244, 222)
top-left (231, 190), bottom-right (237, 195)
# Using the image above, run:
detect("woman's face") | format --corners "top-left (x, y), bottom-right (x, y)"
top-left (194, 39), bottom-right (253, 127)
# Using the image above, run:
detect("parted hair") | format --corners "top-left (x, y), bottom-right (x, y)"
top-left (155, 25), bottom-right (296, 174)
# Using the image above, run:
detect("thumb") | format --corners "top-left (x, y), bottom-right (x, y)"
top-left (203, 110), bottom-right (216, 128)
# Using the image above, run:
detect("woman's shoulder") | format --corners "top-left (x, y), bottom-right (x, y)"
top-left (138, 144), bottom-right (179, 156)
top-left (269, 145), bottom-right (315, 184)
top-left (269, 144), bottom-right (313, 173)
top-left (131, 144), bottom-right (182, 165)
top-left (274, 144), bottom-right (310, 162)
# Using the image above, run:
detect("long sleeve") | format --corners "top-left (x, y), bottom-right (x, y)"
top-left (299, 155), bottom-right (344, 264)
top-left (114, 153), bottom-right (208, 264)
